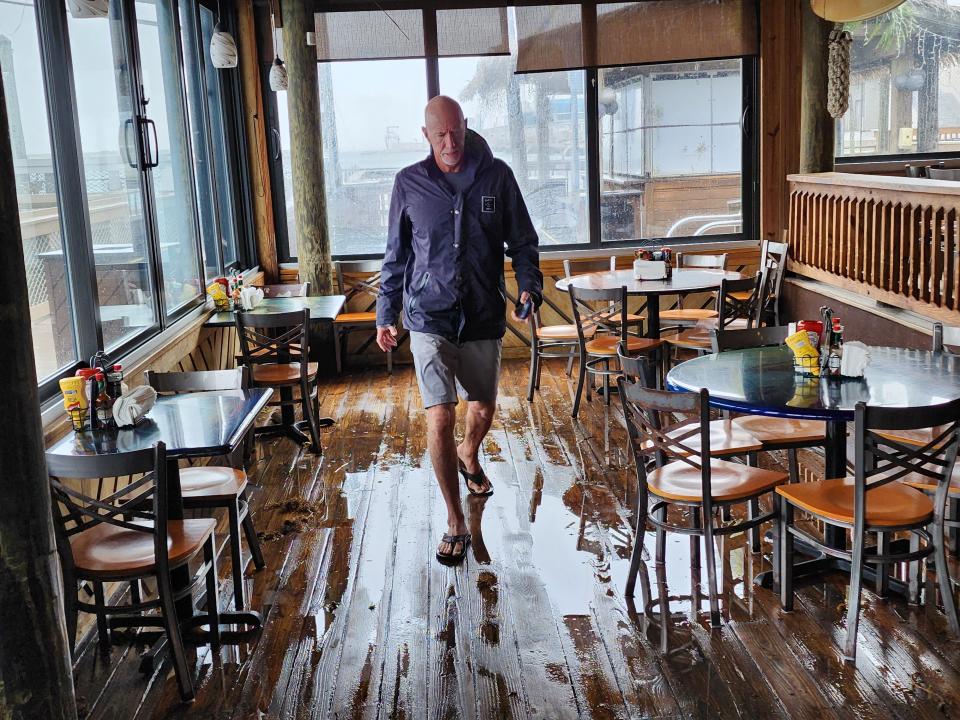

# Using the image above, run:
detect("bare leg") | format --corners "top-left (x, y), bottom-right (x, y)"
top-left (429, 403), bottom-right (468, 557)
top-left (457, 400), bottom-right (495, 491)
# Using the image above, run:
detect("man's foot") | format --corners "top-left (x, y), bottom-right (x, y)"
top-left (437, 523), bottom-right (471, 565)
top-left (457, 446), bottom-right (494, 496)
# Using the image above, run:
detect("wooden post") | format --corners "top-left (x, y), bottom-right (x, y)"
top-left (799, 2), bottom-right (835, 174)
top-left (281, 0), bottom-right (333, 295)
top-left (0, 62), bottom-right (78, 720)
top-left (237, 0), bottom-right (279, 283)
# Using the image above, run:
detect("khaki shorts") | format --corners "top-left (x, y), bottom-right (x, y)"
top-left (409, 331), bottom-right (502, 408)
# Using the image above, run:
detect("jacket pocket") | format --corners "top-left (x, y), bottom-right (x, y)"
top-left (407, 271), bottom-right (430, 314)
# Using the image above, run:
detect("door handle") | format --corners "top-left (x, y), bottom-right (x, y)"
top-left (271, 127), bottom-right (281, 161)
top-left (122, 119), bottom-right (138, 169)
top-left (143, 118), bottom-right (160, 169)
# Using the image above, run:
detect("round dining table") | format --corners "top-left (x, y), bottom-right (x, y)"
top-left (666, 344), bottom-right (960, 592)
top-left (555, 268), bottom-right (742, 338)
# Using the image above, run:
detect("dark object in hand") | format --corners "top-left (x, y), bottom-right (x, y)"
top-left (515, 297), bottom-right (533, 321)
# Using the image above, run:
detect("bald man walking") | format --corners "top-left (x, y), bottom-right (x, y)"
top-left (376, 96), bottom-right (543, 565)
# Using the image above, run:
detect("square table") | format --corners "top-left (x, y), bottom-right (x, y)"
top-left (47, 388), bottom-right (273, 664)
top-left (204, 295), bottom-right (346, 328)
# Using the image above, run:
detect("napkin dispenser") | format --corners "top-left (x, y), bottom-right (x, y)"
top-left (633, 259), bottom-right (668, 280)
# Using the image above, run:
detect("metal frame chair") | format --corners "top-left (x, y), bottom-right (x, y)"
top-left (47, 443), bottom-right (220, 702)
top-left (618, 374), bottom-right (787, 626)
top-left (333, 260), bottom-right (394, 373)
top-left (236, 308), bottom-right (323, 453)
top-left (777, 398), bottom-right (960, 662)
top-left (659, 253), bottom-right (728, 330)
top-left (144, 368), bottom-right (266, 612)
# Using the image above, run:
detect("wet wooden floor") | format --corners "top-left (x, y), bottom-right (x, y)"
top-left (75, 358), bottom-right (960, 719)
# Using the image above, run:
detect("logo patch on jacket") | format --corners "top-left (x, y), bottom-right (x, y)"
top-left (482, 196), bottom-right (496, 213)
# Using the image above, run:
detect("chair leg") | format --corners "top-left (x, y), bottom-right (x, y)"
top-left (572, 350), bottom-right (587, 419)
top-left (625, 493), bottom-right (649, 601)
top-left (655, 504), bottom-right (668, 564)
top-left (933, 519), bottom-right (960, 636)
top-left (93, 582), bottom-right (110, 651)
top-left (565, 349), bottom-right (575, 377)
top-left (64, 587), bottom-right (78, 658)
top-left (788, 449), bottom-right (800, 483)
top-left (779, 497), bottom-right (794, 611)
top-left (702, 506), bottom-right (721, 627)
top-left (203, 537), bottom-right (221, 650)
top-left (748, 497), bottom-right (762, 553)
top-left (603, 360), bottom-right (611, 407)
top-left (843, 527), bottom-right (866, 662)
top-left (241, 491), bottom-right (266, 571)
top-left (301, 379), bottom-right (322, 454)
top-left (157, 566), bottom-right (194, 701)
top-left (909, 531), bottom-right (922, 605)
top-left (527, 341), bottom-right (540, 402)
top-left (228, 499), bottom-right (245, 611)
top-left (130, 579), bottom-right (141, 606)
top-left (333, 326), bottom-right (343, 374)
top-left (875, 531), bottom-right (890, 598)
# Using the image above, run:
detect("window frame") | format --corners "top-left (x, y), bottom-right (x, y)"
top-left (267, 4), bottom-right (760, 261)
top-left (24, 0), bottom-right (249, 403)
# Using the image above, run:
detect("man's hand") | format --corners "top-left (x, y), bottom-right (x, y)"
top-left (510, 291), bottom-right (532, 323)
top-left (376, 325), bottom-right (399, 352)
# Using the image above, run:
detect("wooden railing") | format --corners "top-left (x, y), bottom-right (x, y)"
top-left (787, 172), bottom-right (960, 322)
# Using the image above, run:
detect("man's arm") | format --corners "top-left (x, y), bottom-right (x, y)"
top-left (376, 176), bottom-right (412, 329)
top-left (502, 167), bottom-right (543, 305)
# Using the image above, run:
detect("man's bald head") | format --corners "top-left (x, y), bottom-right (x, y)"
top-left (422, 96), bottom-right (467, 173)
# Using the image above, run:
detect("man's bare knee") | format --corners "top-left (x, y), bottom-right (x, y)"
top-left (468, 400), bottom-right (495, 422)
top-left (427, 403), bottom-right (457, 434)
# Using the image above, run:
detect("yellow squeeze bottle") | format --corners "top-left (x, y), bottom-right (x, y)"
top-left (59, 376), bottom-right (88, 411)
top-left (785, 329), bottom-right (821, 377)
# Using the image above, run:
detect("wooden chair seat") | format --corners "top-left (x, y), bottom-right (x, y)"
top-left (776, 478), bottom-right (934, 527)
top-left (334, 311), bottom-right (377, 324)
top-left (668, 318), bottom-right (749, 348)
top-left (659, 308), bottom-right (719, 322)
top-left (874, 428), bottom-right (941, 448)
top-left (586, 335), bottom-right (663, 356)
top-left (900, 471), bottom-right (960, 496)
top-left (70, 519), bottom-right (216, 579)
top-left (648, 459), bottom-right (787, 503)
top-left (251, 362), bottom-right (318, 385)
top-left (728, 290), bottom-right (751, 302)
top-left (180, 466), bottom-right (247, 502)
top-left (731, 416), bottom-right (827, 444)
top-left (644, 419), bottom-right (763, 456)
top-left (537, 324), bottom-right (593, 340)
top-left (600, 312), bottom-right (646, 325)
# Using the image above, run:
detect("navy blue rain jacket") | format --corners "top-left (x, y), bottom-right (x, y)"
top-left (375, 130), bottom-right (543, 343)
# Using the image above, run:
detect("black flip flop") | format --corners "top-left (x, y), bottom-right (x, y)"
top-left (458, 459), bottom-right (494, 497)
top-left (436, 533), bottom-right (471, 565)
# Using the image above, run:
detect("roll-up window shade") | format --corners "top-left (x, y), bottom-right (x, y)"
top-left (516, 0), bottom-right (757, 74)
top-left (314, 8), bottom-right (509, 62)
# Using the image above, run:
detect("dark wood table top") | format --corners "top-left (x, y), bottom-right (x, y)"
top-left (555, 268), bottom-right (742, 296)
top-left (47, 389), bottom-right (273, 459)
top-left (205, 295), bottom-right (347, 327)
top-left (667, 345), bottom-right (960, 421)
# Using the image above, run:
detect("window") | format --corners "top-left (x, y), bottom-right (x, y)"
top-left (836, 0), bottom-right (960, 158)
top-left (2, 0), bottom-right (79, 382)
top-left (270, 7), bottom-right (758, 257)
top-left (440, 58), bottom-right (588, 246)
top-left (599, 59), bottom-right (744, 241)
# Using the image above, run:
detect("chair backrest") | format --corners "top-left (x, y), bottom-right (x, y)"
top-left (932, 322), bottom-right (960, 355)
top-left (853, 398), bottom-right (960, 523)
top-left (145, 367), bottom-right (249, 394)
top-left (235, 309), bottom-right (311, 376)
top-left (46, 443), bottom-right (169, 575)
top-left (261, 282), bottom-right (309, 298)
top-left (618, 351), bottom-right (655, 389)
top-left (618, 378), bottom-right (716, 508)
top-left (563, 256), bottom-right (615, 278)
top-left (710, 325), bottom-right (790, 353)
top-left (567, 285), bottom-right (634, 347)
top-left (335, 260), bottom-right (383, 311)
top-left (676, 253), bottom-right (727, 270)
top-left (715, 269), bottom-right (769, 330)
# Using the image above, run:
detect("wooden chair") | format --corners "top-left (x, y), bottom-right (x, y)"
top-left (729, 240), bottom-right (787, 325)
top-left (526, 305), bottom-right (584, 402)
top-left (236, 308), bottom-right (322, 453)
top-left (144, 368), bottom-right (265, 612)
top-left (666, 269), bottom-right (769, 355)
top-left (618, 375), bottom-right (788, 626)
top-left (709, 325), bottom-right (828, 490)
top-left (658, 253), bottom-right (727, 328)
top-left (261, 282), bottom-right (309, 298)
top-left (567, 285), bottom-right (663, 419)
top-left (46, 443), bottom-right (219, 701)
top-left (333, 260), bottom-right (390, 373)
top-left (776, 398), bottom-right (960, 662)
